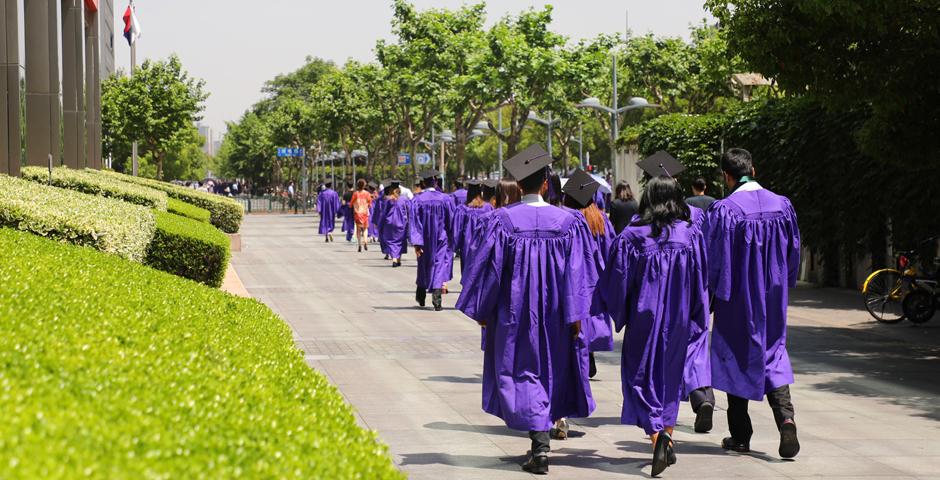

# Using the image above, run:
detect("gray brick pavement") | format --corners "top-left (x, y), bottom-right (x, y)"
top-left (233, 214), bottom-right (940, 479)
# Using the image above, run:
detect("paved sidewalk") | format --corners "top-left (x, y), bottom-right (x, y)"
top-left (233, 214), bottom-right (940, 479)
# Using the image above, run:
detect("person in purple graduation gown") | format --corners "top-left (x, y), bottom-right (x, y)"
top-left (340, 184), bottom-right (355, 242)
top-left (381, 183), bottom-right (410, 267)
top-left (373, 184), bottom-right (389, 259)
top-left (457, 145), bottom-right (595, 475)
top-left (599, 175), bottom-right (709, 476)
top-left (450, 178), bottom-right (467, 207)
top-left (316, 182), bottom-right (341, 242)
top-left (705, 148), bottom-right (801, 459)
top-left (454, 181), bottom-right (494, 276)
top-left (561, 169), bottom-right (615, 381)
top-left (367, 182), bottom-right (379, 243)
top-left (410, 170), bottom-right (455, 311)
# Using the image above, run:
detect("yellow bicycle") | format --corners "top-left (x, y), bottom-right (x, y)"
top-left (862, 268), bottom-right (907, 323)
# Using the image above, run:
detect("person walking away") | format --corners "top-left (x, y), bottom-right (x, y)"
top-left (351, 179), bottom-right (373, 253)
top-left (374, 180), bottom-right (390, 258)
top-left (561, 169), bottom-right (615, 376)
top-left (450, 178), bottom-right (467, 207)
top-left (381, 182), bottom-right (410, 267)
top-left (683, 175), bottom-right (719, 433)
top-left (686, 177), bottom-right (716, 211)
top-left (367, 182), bottom-right (379, 243)
top-left (705, 148), bottom-right (801, 459)
top-left (456, 181), bottom-right (493, 276)
top-left (450, 180), bottom-right (474, 272)
top-left (457, 145), bottom-right (595, 474)
top-left (608, 181), bottom-right (639, 235)
top-left (316, 182), bottom-right (340, 242)
top-left (341, 182), bottom-right (355, 242)
top-left (410, 169), bottom-right (454, 311)
top-left (600, 174), bottom-right (710, 477)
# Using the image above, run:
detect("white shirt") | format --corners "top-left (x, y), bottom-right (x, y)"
top-left (521, 193), bottom-right (549, 207)
top-left (398, 186), bottom-right (414, 200)
top-left (731, 181), bottom-right (764, 195)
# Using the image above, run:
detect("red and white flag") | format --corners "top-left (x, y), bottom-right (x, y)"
top-left (122, 4), bottom-right (142, 46)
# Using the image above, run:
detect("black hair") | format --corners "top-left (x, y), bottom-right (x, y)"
top-left (420, 176), bottom-right (439, 189)
top-left (325, 181), bottom-right (333, 188)
top-left (615, 181), bottom-right (634, 201)
top-left (517, 167), bottom-right (548, 194)
top-left (720, 148), bottom-right (753, 181)
top-left (545, 171), bottom-right (562, 206)
top-left (634, 175), bottom-right (691, 238)
top-left (691, 177), bottom-right (707, 192)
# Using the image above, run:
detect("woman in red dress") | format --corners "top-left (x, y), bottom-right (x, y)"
top-left (350, 179), bottom-right (374, 252)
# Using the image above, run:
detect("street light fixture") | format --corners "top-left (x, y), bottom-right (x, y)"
top-left (577, 93), bottom-right (659, 182)
top-left (527, 111), bottom-right (561, 158)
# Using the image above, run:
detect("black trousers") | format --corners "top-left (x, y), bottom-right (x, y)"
top-left (415, 287), bottom-right (443, 309)
top-left (690, 386), bottom-right (716, 413)
top-left (529, 430), bottom-right (550, 455)
top-left (727, 385), bottom-right (795, 444)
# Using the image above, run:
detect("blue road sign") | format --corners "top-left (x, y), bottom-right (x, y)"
top-left (416, 153), bottom-right (431, 165)
top-left (398, 153), bottom-right (411, 165)
top-left (277, 147), bottom-right (305, 157)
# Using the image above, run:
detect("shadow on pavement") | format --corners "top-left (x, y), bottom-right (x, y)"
top-left (423, 421), bottom-right (528, 437)
top-left (399, 448), bottom-right (648, 477)
top-left (423, 375), bottom-right (482, 384)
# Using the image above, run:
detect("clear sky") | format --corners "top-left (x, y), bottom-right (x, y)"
top-left (112, 0), bottom-right (712, 136)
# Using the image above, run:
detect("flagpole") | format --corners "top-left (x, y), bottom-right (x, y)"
top-left (130, 1), bottom-right (138, 176)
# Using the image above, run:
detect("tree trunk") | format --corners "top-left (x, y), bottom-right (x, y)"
top-left (409, 141), bottom-right (419, 186)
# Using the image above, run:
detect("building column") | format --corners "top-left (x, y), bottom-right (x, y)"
top-left (62, 0), bottom-right (85, 169)
top-left (25, 0), bottom-right (61, 167)
top-left (85, 5), bottom-right (100, 169)
top-left (1, 0), bottom-right (22, 176)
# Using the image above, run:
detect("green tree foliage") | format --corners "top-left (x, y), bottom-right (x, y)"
top-left (101, 55), bottom-right (208, 180)
top-left (705, 0), bottom-right (940, 168)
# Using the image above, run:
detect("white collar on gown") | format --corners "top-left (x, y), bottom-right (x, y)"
top-left (521, 194), bottom-right (549, 207)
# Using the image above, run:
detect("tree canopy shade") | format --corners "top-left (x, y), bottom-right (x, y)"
top-left (101, 55), bottom-right (209, 180)
top-left (705, 0), bottom-right (940, 167)
top-left (216, 2), bottom-right (747, 187)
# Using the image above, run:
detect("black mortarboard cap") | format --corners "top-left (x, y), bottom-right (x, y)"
top-left (466, 179), bottom-right (482, 186)
top-left (562, 169), bottom-right (600, 208)
top-left (503, 144), bottom-right (553, 182)
top-left (382, 178), bottom-right (394, 187)
top-left (637, 151), bottom-right (686, 178)
top-left (368, 181), bottom-right (378, 189)
top-left (482, 179), bottom-right (498, 189)
top-left (419, 168), bottom-right (441, 180)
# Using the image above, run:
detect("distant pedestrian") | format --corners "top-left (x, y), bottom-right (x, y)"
top-left (409, 169), bottom-right (454, 311)
top-left (340, 182), bottom-right (355, 242)
top-left (686, 177), bottom-right (717, 211)
top-left (316, 182), bottom-right (340, 242)
top-left (351, 179), bottom-right (373, 252)
top-left (381, 182), bottom-right (410, 267)
top-left (608, 181), bottom-right (639, 235)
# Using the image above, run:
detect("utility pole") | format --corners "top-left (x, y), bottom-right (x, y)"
top-left (130, 0), bottom-right (138, 176)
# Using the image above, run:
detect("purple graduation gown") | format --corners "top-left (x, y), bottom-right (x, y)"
top-left (561, 206), bottom-right (615, 352)
top-left (340, 201), bottom-right (355, 239)
top-left (373, 194), bottom-right (388, 254)
top-left (382, 197), bottom-right (410, 260)
top-left (368, 199), bottom-right (378, 238)
top-left (316, 189), bottom-right (340, 234)
top-left (704, 187), bottom-right (801, 401)
top-left (451, 204), bottom-right (469, 257)
top-left (456, 204), bottom-right (494, 274)
top-left (600, 208), bottom-right (709, 435)
top-left (457, 203), bottom-right (596, 432)
top-left (451, 188), bottom-right (467, 207)
top-left (409, 189), bottom-right (455, 290)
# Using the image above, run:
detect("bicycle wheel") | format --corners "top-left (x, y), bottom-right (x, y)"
top-left (902, 289), bottom-right (936, 324)
top-left (862, 269), bottom-right (906, 323)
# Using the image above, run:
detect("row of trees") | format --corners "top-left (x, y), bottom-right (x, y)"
top-left (218, 1), bottom-right (748, 189)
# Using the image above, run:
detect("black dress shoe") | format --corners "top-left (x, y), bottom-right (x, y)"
top-left (779, 421), bottom-right (800, 459)
top-left (651, 431), bottom-right (672, 477)
top-left (721, 437), bottom-right (750, 453)
top-left (589, 352), bottom-right (597, 378)
top-left (694, 402), bottom-right (714, 433)
top-left (521, 454), bottom-right (548, 475)
top-left (434, 306), bottom-right (443, 312)
top-left (384, 254), bottom-right (390, 260)
top-left (668, 442), bottom-right (677, 465)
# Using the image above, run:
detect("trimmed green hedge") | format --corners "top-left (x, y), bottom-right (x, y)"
top-left (21, 166), bottom-right (168, 211)
top-left (92, 170), bottom-right (244, 233)
top-left (168, 198), bottom-right (211, 223)
top-left (146, 211), bottom-right (230, 287)
top-left (0, 227), bottom-right (403, 479)
top-left (0, 174), bottom-right (154, 262)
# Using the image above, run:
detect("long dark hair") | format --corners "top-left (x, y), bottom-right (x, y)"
top-left (633, 176), bottom-right (691, 238)
top-left (546, 171), bottom-right (562, 206)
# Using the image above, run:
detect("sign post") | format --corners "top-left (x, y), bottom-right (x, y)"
top-left (277, 147), bottom-right (306, 214)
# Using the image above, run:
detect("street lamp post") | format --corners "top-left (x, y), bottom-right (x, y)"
top-left (527, 111), bottom-right (560, 158)
top-left (577, 93), bottom-right (658, 182)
